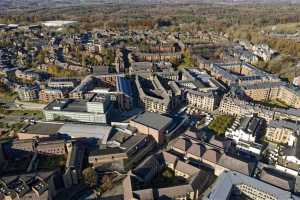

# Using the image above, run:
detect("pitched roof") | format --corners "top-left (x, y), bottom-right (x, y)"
top-left (202, 149), bottom-right (222, 163)
top-left (171, 138), bottom-right (192, 152)
top-left (217, 154), bottom-right (255, 176)
top-left (157, 185), bottom-right (192, 199)
top-left (133, 154), bottom-right (163, 180)
top-left (207, 171), bottom-right (298, 200)
top-left (187, 143), bottom-right (206, 157)
top-left (259, 167), bottom-right (296, 191)
top-left (175, 160), bottom-right (199, 177)
top-left (161, 151), bottom-right (178, 165)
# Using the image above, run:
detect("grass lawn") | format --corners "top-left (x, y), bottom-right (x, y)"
top-left (0, 91), bottom-right (17, 102)
top-left (2, 109), bottom-right (44, 119)
top-left (277, 157), bottom-right (300, 171)
top-left (208, 115), bottom-right (235, 135)
top-left (262, 99), bottom-right (290, 109)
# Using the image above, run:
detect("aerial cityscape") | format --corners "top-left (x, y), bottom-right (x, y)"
top-left (1, 0), bottom-right (300, 200)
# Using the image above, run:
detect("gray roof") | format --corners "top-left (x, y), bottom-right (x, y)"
top-left (23, 122), bottom-right (64, 135)
top-left (269, 120), bottom-right (300, 131)
top-left (187, 143), bottom-right (206, 158)
top-left (131, 112), bottom-right (173, 131)
top-left (283, 137), bottom-right (300, 159)
top-left (66, 143), bottom-right (85, 170)
top-left (206, 171), bottom-right (299, 200)
top-left (44, 99), bottom-right (87, 112)
top-left (58, 124), bottom-right (112, 141)
top-left (89, 147), bottom-right (124, 157)
top-left (218, 154), bottom-right (255, 176)
top-left (121, 134), bottom-right (148, 150)
top-left (171, 138), bottom-right (192, 152)
top-left (259, 167), bottom-right (296, 191)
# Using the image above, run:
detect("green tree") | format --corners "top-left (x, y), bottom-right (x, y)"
top-left (82, 167), bottom-right (97, 188)
top-left (100, 175), bottom-right (113, 192)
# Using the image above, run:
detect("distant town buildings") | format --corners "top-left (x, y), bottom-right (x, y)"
top-left (2, 21), bottom-right (300, 200)
top-left (17, 85), bottom-right (39, 101)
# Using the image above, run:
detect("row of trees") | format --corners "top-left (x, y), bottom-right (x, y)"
top-left (82, 167), bottom-right (113, 194)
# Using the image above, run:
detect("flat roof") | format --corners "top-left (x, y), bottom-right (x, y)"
top-left (131, 112), bottom-right (173, 131)
top-left (89, 147), bottom-right (124, 157)
top-left (58, 124), bottom-right (112, 141)
top-left (23, 122), bottom-right (64, 135)
top-left (121, 134), bottom-right (148, 150)
top-left (44, 99), bottom-right (87, 113)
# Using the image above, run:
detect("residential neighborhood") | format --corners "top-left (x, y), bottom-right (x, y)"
top-left (1, 1), bottom-right (300, 200)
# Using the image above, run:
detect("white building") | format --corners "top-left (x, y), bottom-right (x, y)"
top-left (43, 94), bottom-right (111, 124)
top-left (225, 116), bottom-right (264, 143)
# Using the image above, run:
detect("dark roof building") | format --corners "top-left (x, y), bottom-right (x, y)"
top-left (205, 171), bottom-right (299, 200)
top-left (131, 112), bottom-right (173, 131)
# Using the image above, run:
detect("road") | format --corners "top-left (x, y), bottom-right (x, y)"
top-left (14, 99), bottom-right (46, 110)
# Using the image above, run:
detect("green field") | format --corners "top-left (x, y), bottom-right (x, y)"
top-left (0, 109), bottom-right (44, 119)
top-left (262, 99), bottom-right (290, 109)
top-left (208, 115), bottom-right (235, 135)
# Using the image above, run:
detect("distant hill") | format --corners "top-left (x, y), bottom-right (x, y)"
top-left (1, 0), bottom-right (300, 10)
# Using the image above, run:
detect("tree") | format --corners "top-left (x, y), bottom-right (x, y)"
top-left (82, 167), bottom-right (97, 188)
top-left (178, 48), bottom-right (193, 69)
top-left (162, 168), bottom-right (174, 178)
top-left (100, 175), bottom-right (113, 192)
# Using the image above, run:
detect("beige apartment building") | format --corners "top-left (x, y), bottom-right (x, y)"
top-left (265, 120), bottom-right (300, 145)
top-left (135, 75), bottom-right (181, 114)
top-left (39, 88), bottom-right (65, 102)
top-left (187, 90), bottom-right (218, 112)
top-left (277, 87), bottom-right (300, 109)
top-left (218, 93), bottom-right (274, 122)
top-left (242, 83), bottom-right (300, 109)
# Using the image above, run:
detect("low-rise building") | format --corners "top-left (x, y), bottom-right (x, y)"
top-left (205, 170), bottom-right (298, 200)
top-left (266, 120), bottom-right (300, 146)
top-left (178, 68), bottom-right (223, 112)
top-left (3, 138), bottom-right (67, 156)
top-left (124, 151), bottom-right (212, 200)
top-left (258, 166), bottom-right (298, 192)
top-left (0, 170), bottom-right (62, 200)
top-left (134, 52), bottom-right (182, 62)
top-left (116, 76), bottom-right (133, 111)
top-left (89, 133), bottom-right (156, 171)
top-left (63, 142), bottom-right (85, 188)
top-left (15, 69), bottom-right (41, 81)
top-left (43, 94), bottom-right (111, 124)
top-left (129, 112), bottom-right (174, 144)
top-left (47, 77), bottom-right (79, 89)
top-left (225, 116), bottom-right (265, 143)
top-left (39, 88), bottom-right (66, 102)
top-left (170, 136), bottom-right (256, 176)
top-left (17, 85), bottom-right (39, 101)
top-left (18, 121), bottom-right (113, 141)
top-left (135, 75), bottom-right (182, 113)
